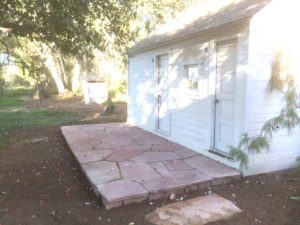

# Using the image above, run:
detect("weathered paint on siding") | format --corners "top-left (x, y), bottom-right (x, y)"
top-left (245, 0), bottom-right (300, 175)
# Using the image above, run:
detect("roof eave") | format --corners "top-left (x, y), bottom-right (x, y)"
top-left (128, 17), bottom-right (252, 56)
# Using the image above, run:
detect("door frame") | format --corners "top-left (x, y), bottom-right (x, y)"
top-left (213, 39), bottom-right (238, 154)
top-left (155, 53), bottom-right (171, 135)
top-left (208, 37), bottom-right (246, 155)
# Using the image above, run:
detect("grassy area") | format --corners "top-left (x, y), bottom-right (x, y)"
top-left (0, 88), bottom-right (84, 147)
top-left (0, 87), bottom-right (127, 147)
top-left (0, 109), bottom-right (83, 147)
top-left (4, 87), bottom-right (35, 97)
top-left (0, 97), bottom-right (26, 107)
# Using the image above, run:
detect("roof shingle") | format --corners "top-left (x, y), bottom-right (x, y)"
top-left (129, 0), bottom-right (271, 54)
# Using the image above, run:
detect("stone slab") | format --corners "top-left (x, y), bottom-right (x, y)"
top-left (97, 180), bottom-right (148, 203)
top-left (152, 142), bottom-right (181, 152)
top-left (150, 162), bottom-right (175, 179)
top-left (68, 140), bottom-right (94, 153)
top-left (74, 150), bottom-right (112, 164)
top-left (61, 123), bottom-right (242, 209)
top-left (164, 160), bottom-right (194, 171)
top-left (184, 155), bottom-right (241, 179)
top-left (132, 132), bottom-right (167, 145)
top-left (119, 161), bottom-right (162, 182)
top-left (61, 127), bottom-right (89, 144)
top-left (104, 200), bottom-right (123, 210)
top-left (170, 170), bottom-right (212, 185)
top-left (88, 130), bottom-right (108, 141)
top-left (82, 161), bottom-right (120, 188)
top-left (175, 148), bottom-right (199, 158)
top-left (94, 138), bottom-right (135, 149)
top-left (131, 152), bottom-right (182, 163)
top-left (145, 194), bottom-right (242, 225)
top-left (80, 124), bottom-right (106, 132)
top-left (142, 177), bottom-right (185, 193)
top-left (105, 149), bottom-right (143, 162)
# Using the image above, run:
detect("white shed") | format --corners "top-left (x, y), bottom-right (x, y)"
top-left (127, 0), bottom-right (300, 175)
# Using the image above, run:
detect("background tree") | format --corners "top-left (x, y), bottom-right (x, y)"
top-left (0, 0), bottom-right (195, 97)
top-left (0, 0), bottom-right (138, 94)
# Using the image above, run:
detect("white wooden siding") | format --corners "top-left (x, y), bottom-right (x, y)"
top-left (245, 0), bottom-right (300, 175)
top-left (128, 21), bottom-right (249, 169)
top-left (128, 0), bottom-right (300, 175)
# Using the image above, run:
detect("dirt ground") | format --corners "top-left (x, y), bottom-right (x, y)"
top-left (27, 95), bottom-right (127, 123)
top-left (0, 97), bottom-right (299, 225)
top-left (1, 126), bottom-right (299, 225)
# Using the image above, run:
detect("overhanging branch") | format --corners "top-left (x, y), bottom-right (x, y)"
top-left (0, 38), bottom-right (10, 66)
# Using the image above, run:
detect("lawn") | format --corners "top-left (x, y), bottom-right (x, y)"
top-left (0, 88), bottom-right (126, 147)
top-left (0, 90), bottom-right (84, 147)
top-left (0, 109), bottom-right (82, 145)
top-left (0, 97), bottom-right (26, 107)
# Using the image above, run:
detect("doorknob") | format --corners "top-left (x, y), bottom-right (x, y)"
top-left (214, 99), bottom-right (219, 104)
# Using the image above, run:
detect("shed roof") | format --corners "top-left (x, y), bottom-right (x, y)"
top-left (129, 0), bottom-right (271, 54)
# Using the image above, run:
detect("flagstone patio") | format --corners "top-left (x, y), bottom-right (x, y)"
top-left (61, 123), bottom-right (241, 209)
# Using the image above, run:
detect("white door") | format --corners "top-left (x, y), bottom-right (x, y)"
top-left (157, 54), bottom-right (170, 133)
top-left (214, 40), bottom-right (237, 153)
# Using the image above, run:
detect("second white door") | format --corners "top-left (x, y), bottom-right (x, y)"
top-left (214, 40), bottom-right (237, 153)
top-left (157, 54), bottom-right (170, 133)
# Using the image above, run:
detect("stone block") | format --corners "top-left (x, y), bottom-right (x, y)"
top-left (145, 194), bottom-right (242, 225)
top-left (82, 161), bottom-right (120, 186)
top-left (97, 180), bottom-right (148, 203)
top-left (185, 155), bottom-right (241, 179)
top-left (119, 161), bottom-right (161, 182)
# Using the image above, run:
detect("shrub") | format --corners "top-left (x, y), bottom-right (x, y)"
top-left (12, 75), bottom-right (31, 87)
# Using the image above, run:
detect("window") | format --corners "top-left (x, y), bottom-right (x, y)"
top-left (184, 64), bottom-right (199, 90)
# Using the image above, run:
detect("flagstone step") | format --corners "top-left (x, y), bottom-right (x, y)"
top-left (61, 123), bottom-right (241, 209)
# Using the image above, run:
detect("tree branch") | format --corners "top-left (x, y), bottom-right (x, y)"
top-left (0, 38), bottom-right (10, 66)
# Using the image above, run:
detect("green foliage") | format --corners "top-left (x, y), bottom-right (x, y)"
top-left (0, 109), bottom-right (81, 129)
top-left (0, 0), bottom-right (193, 97)
top-left (228, 145), bottom-right (249, 169)
top-left (0, 97), bottom-right (25, 107)
top-left (0, 108), bottom-right (82, 146)
top-left (248, 136), bottom-right (270, 154)
top-left (11, 75), bottom-right (31, 87)
top-left (229, 50), bottom-right (299, 169)
top-left (4, 87), bottom-right (35, 97)
top-left (37, 78), bottom-right (58, 98)
top-left (133, 0), bottom-right (193, 39)
top-left (0, 0), bottom-right (137, 55)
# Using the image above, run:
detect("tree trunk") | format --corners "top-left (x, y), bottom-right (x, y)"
top-left (58, 52), bottom-right (69, 90)
top-left (44, 52), bottom-right (66, 94)
top-left (34, 42), bottom-right (66, 94)
top-left (72, 58), bottom-right (81, 92)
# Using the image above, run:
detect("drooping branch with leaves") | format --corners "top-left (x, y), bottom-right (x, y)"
top-left (229, 50), bottom-right (300, 169)
top-left (0, 0), bottom-right (193, 96)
